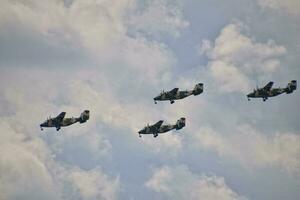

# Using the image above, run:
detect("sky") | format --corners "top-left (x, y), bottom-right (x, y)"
top-left (0, 0), bottom-right (300, 200)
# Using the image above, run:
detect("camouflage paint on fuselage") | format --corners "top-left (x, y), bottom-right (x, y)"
top-left (138, 118), bottom-right (185, 138)
top-left (247, 80), bottom-right (297, 101)
top-left (40, 110), bottom-right (90, 131)
top-left (154, 83), bottom-right (203, 104)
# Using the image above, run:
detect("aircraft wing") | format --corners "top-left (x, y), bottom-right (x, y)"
top-left (152, 120), bottom-right (164, 130)
top-left (168, 88), bottom-right (179, 96)
top-left (55, 112), bottom-right (66, 122)
top-left (263, 82), bottom-right (274, 91)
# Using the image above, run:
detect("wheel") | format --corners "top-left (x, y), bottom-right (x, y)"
top-left (154, 101), bottom-right (157, 104)
top-left (170, 100), bottom-right (175, 104)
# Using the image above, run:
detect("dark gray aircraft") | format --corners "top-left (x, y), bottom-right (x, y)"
top-left (154, 83), bottom-right (203, 104)
top-left (40, 110), bottom-right (90, 131)
top-left (247, 80), bottom-right (297, 101)
top-left (138, 118), bottom-right (186, 138)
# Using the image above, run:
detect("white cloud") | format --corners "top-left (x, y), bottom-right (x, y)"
top-left (257, 0), bottom-right (300, 16)
top-left (0, 0), bottom-right (186, 83)
top-left (0, 0), bottom-right (188, 156)
top-left (199, 22), bottom-right (286, 93)
top-left (0, 120), bottom-right (62, 200)
top-left (128, 0), bottom-right (189, 38)
top-left (68, 167), bottom-right (120, 200)
top-left (193, 125), bottom-right (300, 174)
top-left (0, 69), bottom-right (121, 200)
top-left (146, 165), bottom-right (247, 200)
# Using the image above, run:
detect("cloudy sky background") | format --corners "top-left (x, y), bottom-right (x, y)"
top-left (0, 0), bottom-right (300, 199)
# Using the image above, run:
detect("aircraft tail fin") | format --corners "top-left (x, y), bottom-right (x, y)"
top-left (192, 83), bottom-right (204, 95)
top-left (175, 117), bottom-right (186, 130)
top-left (78, 110), bottom-right (90, 123)
top-left (285, 80), bottom-right (297, 94)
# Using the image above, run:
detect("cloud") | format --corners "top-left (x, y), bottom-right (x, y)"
top-left (256, 0), bottom-right (300, 16)
top-left (0, 0), bottom-right (188, 156)
top-left (0, 119), bottom-right (62, 200)
top-left (68, 167), bottom-right (120, 200)
top-left (192, 125), bottom-right (300, 174)
top-left (146, 165), bottom-right (247, 200)
top-left (128, 0), bottom-right (189, 38)
top-left (199, 22), bottom-right (286, 93)
top-left (0, 0), bottom-right (185, 83)
top-left (0, 68), bottom-right (121, 200)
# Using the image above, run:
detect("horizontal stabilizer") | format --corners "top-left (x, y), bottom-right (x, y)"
top-left (78, 110), bottom-right (90, 123)
top-left (193, 83), bottom-right (204, 95)
top-left (175, 117), bottom-right (186, 130)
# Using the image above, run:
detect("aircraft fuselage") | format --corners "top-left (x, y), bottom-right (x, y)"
top-left (40, 117), bottom-right (79, 130)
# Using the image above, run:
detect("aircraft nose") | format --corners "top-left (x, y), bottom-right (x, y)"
top-left (154, 96), bottom-right (160, 101)
top-left (138, 129), bottom-right (145, 134)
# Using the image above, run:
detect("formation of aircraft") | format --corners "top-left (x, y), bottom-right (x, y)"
top-left (40, 110), bottom-right (90, 131)
top-left (247, 80), bottom-right (297, 101)
top-left (154, 83), bottom-right (203, 104)
top-left (39, 80), bottom-right (297, 137)
top-left (138, 118), bottom-right (185, 138)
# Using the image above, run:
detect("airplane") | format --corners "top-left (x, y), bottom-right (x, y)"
top-left (247, 80), bottom-right (297, 101)
top-left (154, 83), bottom-right (203, 104)
top-left (40, 110), bottom-right (90, 131)
top-left (138, 118), bottom-right (186, 138)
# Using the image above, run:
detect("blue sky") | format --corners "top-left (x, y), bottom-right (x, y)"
top-left (0, 0), bottom-right (300, 200)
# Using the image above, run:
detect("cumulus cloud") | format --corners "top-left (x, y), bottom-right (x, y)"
top-left (128, 0), bottom-right (189, 38)
top-left (68, 167), bottom-right (120, 200)
top-left (192, 125), bottom-right (300, 174)
top-left (199, 22), bottom-right (286, 93)
top-left (0, 0), bottom-right (186, 83)
top-left (0, 0), bottom-right (187, 156)
top-left (256, 0), bottom-right (300, 16)
top-left (0, 68), bottom-right (122, 200)
top-left (146, 165), bottom-right (247, 200)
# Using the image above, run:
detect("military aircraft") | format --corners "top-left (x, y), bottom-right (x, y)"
top-left (154, 83), bottom-right (203, 104)
top-left (138, 117), bottom-right (186, 138)
top-left (40, 110), bottom-right (90, 131)
top-left (247, 80), bottom-right (297, 101)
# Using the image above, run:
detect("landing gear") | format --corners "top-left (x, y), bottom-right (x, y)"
top-left (247, 98), bottom-right (250, 101)
top-left (170, 100), bottom-right (175, 104)
top-left (139, 134), bottom-right (142, 138)
top-left (56, 127), bottom-right (61, 131)
top-left (263, 98), bottom-right (267, 102)
top-left (40, 126), bottom-right (43, 131)
top-left (153, 133), bottom-right (158, 138)
top-left (154, 101), bottom-right (157, 104)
